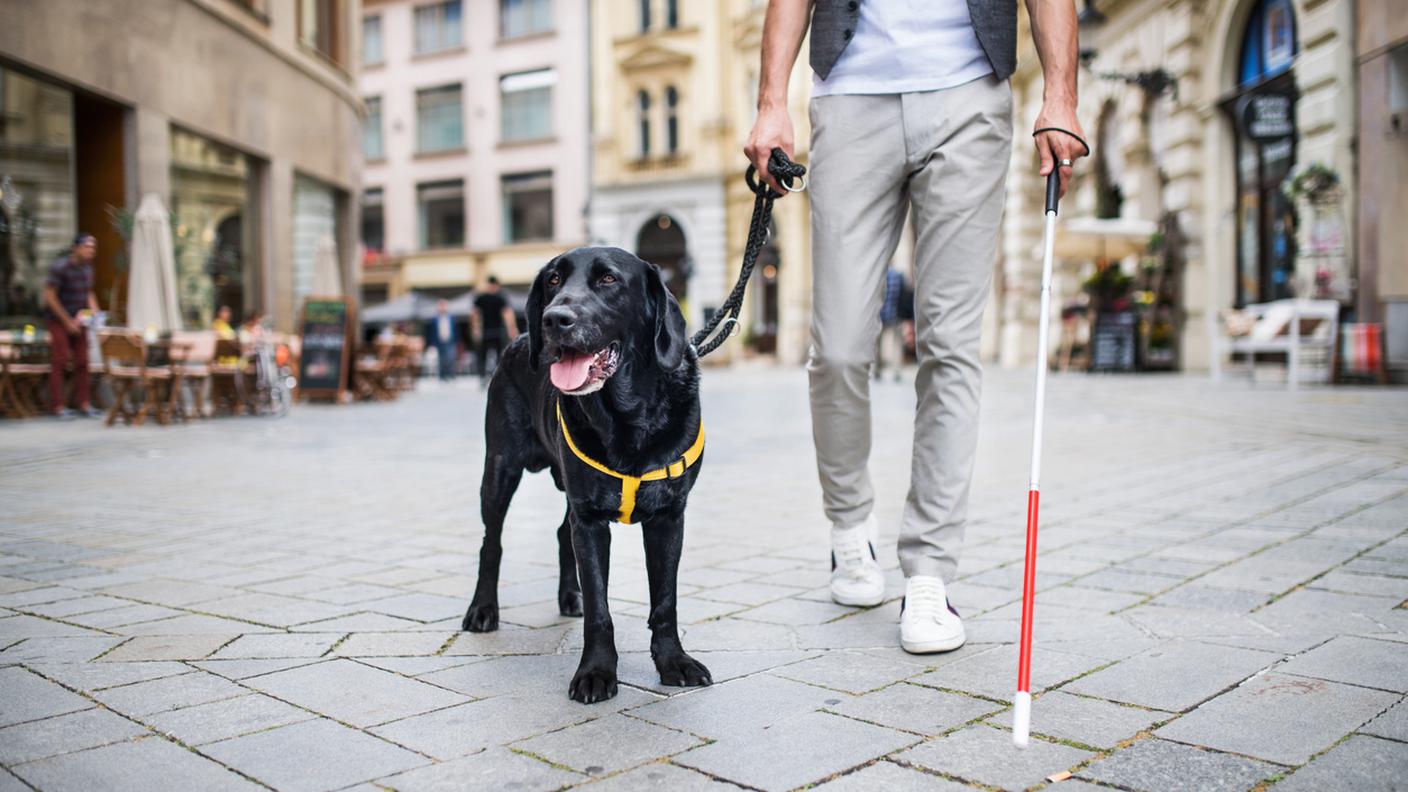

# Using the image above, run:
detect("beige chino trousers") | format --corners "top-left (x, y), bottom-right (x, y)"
top-left (807, 74), bottom-right (1013, 582)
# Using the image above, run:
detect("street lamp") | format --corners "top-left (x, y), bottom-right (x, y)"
top-left (1077, 0), bottom-right (1180, 101)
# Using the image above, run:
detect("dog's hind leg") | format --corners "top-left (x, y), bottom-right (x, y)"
top-left (643, 513), bottom-right (712, 688)
top-left (556, 507), bottom-right (583, 617)
top-left (462, 454), bottom-right (523, 633)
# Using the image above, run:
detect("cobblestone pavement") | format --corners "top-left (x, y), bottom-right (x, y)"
top-left (2, 366), bottom-right (1407, 791)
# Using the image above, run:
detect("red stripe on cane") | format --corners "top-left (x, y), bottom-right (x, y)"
top-left (1017, 488), bottom-right (1040, 693)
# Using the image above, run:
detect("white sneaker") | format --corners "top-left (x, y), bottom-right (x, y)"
top-left (900, 575), bottom-right (966, 654)
top-left (830, 515), bottom-right (885, 607)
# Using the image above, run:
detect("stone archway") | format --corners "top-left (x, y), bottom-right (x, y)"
top-left (636, 213), bottom-right (689, 303)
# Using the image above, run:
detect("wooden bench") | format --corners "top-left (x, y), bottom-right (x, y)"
top-left (1212, 299), bottom-right (1340, 390)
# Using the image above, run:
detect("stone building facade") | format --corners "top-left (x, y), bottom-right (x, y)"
top-left (0, 0), bottom-right (363, 333)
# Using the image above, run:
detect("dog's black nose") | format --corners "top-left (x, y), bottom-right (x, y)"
top-left (542, 306), bottom-right (576, 332)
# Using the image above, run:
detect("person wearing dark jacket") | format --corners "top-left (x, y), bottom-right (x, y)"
top-left (426, 300), bottom-right (458, 381)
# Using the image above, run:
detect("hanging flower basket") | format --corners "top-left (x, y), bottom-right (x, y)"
top-left (1283, 163), bottom-right (1342, 205)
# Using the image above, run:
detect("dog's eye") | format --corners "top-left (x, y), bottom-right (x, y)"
top-left (547, 273), bottom-right (561, 287)
top-left (599, 274), bottom-right (617, 285)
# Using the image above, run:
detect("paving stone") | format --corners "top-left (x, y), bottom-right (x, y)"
top-left (11, 735), bottom-right (262, 792)
top-left (419, 653), bottom-right (580, 697)
top-left (92, 671), bottom-right (246, 717)
top-left (21, 594), bottom-right (135, 618)
top-left (692, 581), bottom-right (806, 606)
top-left (628, 672), bottom-right (836, 739)
top-left (0, 614), bottom-right (104, 639)
top-left (99, 634), bottom-right (236, 662)
top-left (512, 713), bottom-right (701, 776)
top-left (828, 682), bottom-right (1004, 736)
top-left (369, 689), bottom-right (653, 760)
top-left (99, 578), bottom-right (243, 607)
top-left (0, 636), bottom-right (122, 664)
top-left (202, 718), bottom-right (428, 792)
top-left (356, 656), bottom-right (480, 676)
top-left (1123, 604), bottom-right (1274, 639)
top-left (1065, 640), bottom-right (1279, 711)
top-left (734, 597), bottom-right (858, 625)
top-left (208, 633), bottom-right (341, 659)
top-left (191, 658), bottom-right (327, 680)
top-left (1036, 585), bottom-right (1147, 613)
top-left (1155, 671), bottom-right (1398, 764)
top-left (1308, 571), bottom-right (1408, 600)
top-left (1360, 697), bottom-right (1408, 742)
top-left (196, 593), bottom-right (350, 628)
top-left (240, 658), bottom-right (468, 727)
top-left (0, 586), bottom-right (87, 608)
top-left (0, 666), bottom-right (93, 727)
top-left (911, 644), bottom-right (1107, 701)
top-left (814, 760), bottom-right (973, 791)
top-left (676, 710), bottom-right (918, 791)
top-left (772, 649), bottom-right (926, 694)
top-left (28, 661), bottom-right (191, 691)
top-left (332, 631), bottom-right (452, 656)
top-left (442, 624), bottom-right (572, 655)
top-left (677, 617), bottom-right (796, 651)
top-left (63, 603), bottom-right (188, 629)
top-left (1276, 735), bottom-right (1408, 792)
top-left (362, 592), bottom-right (466, 622)
top-left (144, 693), bottom-right (316, 746)
top-left (616, 649), bottom-right (818, 694)
top-left (0, 707), bottom-right (148, 765)
top-left (1279, 635), bottom-right (1408, 692)
top-left (0, 769), bottom-right (26, 792)
top-left (571, 762), bottom-right (744, 791)
top-left (893, 724), bottom-right (1092, 791)
top-left (989, 690), bottom-right (1169, 749)
top-left (118, 614), bottom-right (280, 636)
top-left (373, 746), bottom-right (586, 791)
top-left (1150, 585), bottom-right (1269, 612)
top-left (1078, 737), bottom-right (1278, 792)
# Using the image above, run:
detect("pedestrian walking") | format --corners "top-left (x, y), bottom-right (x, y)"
top-left (876, 266), bottom-right (906, 381)
top-left (426, 299), bottom-right (459, 381)
top-left (43, 233), bottom-right (101, 419)
top-left (471, 276), bottom-right (517, 385)
top-left (746, 0), bottom-right (1088, 653)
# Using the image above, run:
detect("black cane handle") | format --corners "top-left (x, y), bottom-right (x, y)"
top-left (1046, 170), bottom-right (1061, 215)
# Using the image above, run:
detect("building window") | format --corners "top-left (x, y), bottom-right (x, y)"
top-left (637, 90), bottom-right (651, 157)
top-left (500, 69), bottom-right (555, 142)
top-left (361, 188), bottom-right (384, 256)
top-left (170, 128), bottom-right (256, 329)
top-left (362, 15), bottom-right (383, 65)
top-left (665, 86), bottom-right (679, 155)
top-left (665, 0), bottom-right (678, 28)
top-left (299, 0), bottom-right (342, 64)
top-left (1239, 0), bottom-right (1296, 88)
top-left (502, 172), bottom-right (554, 243)
top-left (418, 180), bottom-right (465, 249)
top-left (501, 0), bottom-right (552, 38)
top-left (639, 0), bottom-right (650, 32)
top-left (416, 84), bottom-right (464, 153)
top-left (292, 175), bottom-right (339, 307)
top-left (363, 96), bottom-right (384, 160)
top-left (415, 0), bottom-right (463, 54)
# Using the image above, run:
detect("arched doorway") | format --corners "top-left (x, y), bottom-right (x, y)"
top-left (636, 213), bottom-right (689, 303)
top-left (751, 220), bottom-right (780, 354)
top-left (1219, 0), bottom-right (1298, 307)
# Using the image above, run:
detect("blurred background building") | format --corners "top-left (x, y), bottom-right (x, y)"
top-left (0, 0), bottom-right (363, 333)
top-left (358, 0), bottom-right (589, 306)
top-left (587, 0), bottom-right (817, 364)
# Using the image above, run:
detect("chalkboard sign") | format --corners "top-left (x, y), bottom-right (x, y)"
top-left (1090, 312), bottom-right (1137, 372)
top-left (299, 297), bottom-right (354, 400)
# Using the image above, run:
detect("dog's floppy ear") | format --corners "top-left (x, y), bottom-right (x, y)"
top-left (646, 262), bottom-right (688, 372)
top-left (525, 261), bottom-right (553, 370)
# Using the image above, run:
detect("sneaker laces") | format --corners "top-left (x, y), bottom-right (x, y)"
top-left (832, 531), bottom-right (874, 580)
top-left (905, 578), bottom-right (947, 620)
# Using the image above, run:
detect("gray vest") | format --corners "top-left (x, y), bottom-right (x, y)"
top-left (810, 0), bottom-right (1017, 83)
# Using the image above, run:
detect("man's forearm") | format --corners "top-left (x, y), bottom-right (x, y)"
top-left (757, 0), bottom-right (813, 110)
top-left (44, 288), bottom-right (72, 326)
top-left (1025, 0), bottom-right (1079, 105)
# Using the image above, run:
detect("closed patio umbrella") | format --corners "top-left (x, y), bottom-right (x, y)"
top-left (126, 193), bottom-right (182, 332)
top-left (311, 234), bottom-right (342, 296)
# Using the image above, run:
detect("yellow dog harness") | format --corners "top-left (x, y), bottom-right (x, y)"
top-left (556, 402), bottom-right (705, 524)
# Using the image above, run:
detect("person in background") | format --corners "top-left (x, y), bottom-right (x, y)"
top-left (240, 310), bottom-right (265, 343)
top-left (44, 233), bottom-right (101, 419)
top-left (426, 299), bottom-right (458, 381)
top-left (876, 265), bottom-right (906, 381)
top-left (471, 276), bottom-right (517, 385)
top-left (211, 305), bottom-right (236, 340)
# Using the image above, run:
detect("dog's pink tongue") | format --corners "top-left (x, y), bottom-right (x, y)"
top-left (550, 352), bottom-right (593, 392)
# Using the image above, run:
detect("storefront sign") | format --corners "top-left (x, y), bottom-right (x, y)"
top-left (1240, 92), bottom-right (1294, 142)
top-left (1091, 311), bottom-right (1138, 372)
top-left (299, 297), bottom-right (353, 400)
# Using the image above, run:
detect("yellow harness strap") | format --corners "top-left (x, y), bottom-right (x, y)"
top-left (556, 402), bottom-right (705, 524)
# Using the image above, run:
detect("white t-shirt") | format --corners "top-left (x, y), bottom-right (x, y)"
top-left (811, 0), bottom-right (992, 97)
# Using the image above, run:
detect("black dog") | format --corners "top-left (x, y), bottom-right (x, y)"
top-left (461, 247), bottom-right (712, 704)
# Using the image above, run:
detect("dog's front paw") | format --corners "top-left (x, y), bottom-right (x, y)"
top-left (558, 588), bottom-right (583, 618)
top-left (655, 651), bottom-right (712, 688)
top-left (461, 600), bottom-right (499, 633)
top-left (568, 665), bottom-right (618, 704)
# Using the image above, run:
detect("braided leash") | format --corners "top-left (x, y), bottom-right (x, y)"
top-left (690, 148), bottom-right (807, 358)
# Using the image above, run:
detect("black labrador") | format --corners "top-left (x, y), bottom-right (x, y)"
top-left (461, 246), bottom-right (712, 703)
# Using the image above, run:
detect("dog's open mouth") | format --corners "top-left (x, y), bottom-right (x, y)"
top-left (550, 343), bottom-right (620, 395)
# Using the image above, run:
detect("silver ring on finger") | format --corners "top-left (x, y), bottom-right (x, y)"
top-left (1059, 159), bottom-right (1072, 167)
